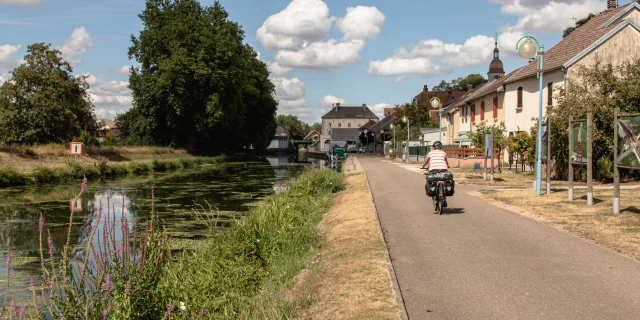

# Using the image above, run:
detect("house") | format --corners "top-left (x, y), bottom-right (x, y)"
top-left (267, 125), bottom-right (291, 151)
top-left (384, 104), bottom-right (405, 117)
top-left (320, 103), bottom-right (379, 151)
top-left (96, 119), bottom-right (120, 141)
top-left (503, 0), bottom-right (640, 135)
top-left (413, 86), bottom-right (467, 126)
top-left (303, 130), bottom-right (320, 141)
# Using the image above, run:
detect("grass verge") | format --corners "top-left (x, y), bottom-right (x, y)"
top-left (476, 187), bottom-right (640, 260)
top-left (286, 158), bottom-right (400, 320)
top-left (158, 169), bottom-right (346, 319)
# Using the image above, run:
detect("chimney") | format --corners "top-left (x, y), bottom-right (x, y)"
top-left (607, 0), bottom-right (617, 10)
top-left (335, 103), bottom-right (340, 111)
top-left (362, 103), bottom-right (367, 110)
top-left (423, 85), bottom-right (429, 92)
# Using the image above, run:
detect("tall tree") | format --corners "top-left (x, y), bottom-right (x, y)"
top-left (0, 43), bottom-right (96, 145)
top-left (310, 122), bottom-right (322, 134)
top-left (431, 74), bottom-right (487, 92)
top-left (431, 80), bottom-right (449, 91)
top-left (276, 114), bottom-right (309, 140)
top-left (120, 0), bottom-right (277, 152)
top-left (392, 101), bottom-right (436, 140)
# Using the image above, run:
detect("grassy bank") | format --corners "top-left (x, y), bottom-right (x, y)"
top-left (0, 144), bottom-right (227, 188)
top-left (147, 169), bottom-right (344, 319)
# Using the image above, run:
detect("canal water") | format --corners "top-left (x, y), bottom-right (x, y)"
top-left (0, 156), bottom-right (320, 301)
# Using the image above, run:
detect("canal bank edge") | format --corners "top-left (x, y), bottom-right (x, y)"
top-left (361, 157), bottom-right (410, 320)
top-left (288, 156), bottom-right (405, 319)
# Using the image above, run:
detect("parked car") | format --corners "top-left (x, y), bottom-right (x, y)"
top-left (348, 147), bottom-right (358, 153)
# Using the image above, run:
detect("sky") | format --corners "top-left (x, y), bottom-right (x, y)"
top-left (0, 0), bottom-right (634, 124)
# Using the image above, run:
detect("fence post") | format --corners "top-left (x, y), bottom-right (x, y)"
top-left (568, 115), bottom-right (573, 201)
top-left (614, 108), bottom-right (620, 215)
top-left (547, 116), bottom-right (551, 194)
top-left (587, 112), bottom-right (593, 206)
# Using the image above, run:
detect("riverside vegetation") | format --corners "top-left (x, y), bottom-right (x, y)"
top-left (0, 168), bottom-right (344, 319)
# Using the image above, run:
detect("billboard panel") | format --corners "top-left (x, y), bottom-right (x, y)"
top-left (617, 116), bottom-right (640, 168)
top-left (485, 133), bottom-right (493, 157)
top-left (570, 121), bottom-right (587, 164)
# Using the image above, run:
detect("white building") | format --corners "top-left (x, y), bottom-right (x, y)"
top-left (319, 103), bottom-right (379, 151)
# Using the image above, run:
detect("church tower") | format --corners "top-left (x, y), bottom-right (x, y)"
top-left (488, 40), bottom-right (505, 80)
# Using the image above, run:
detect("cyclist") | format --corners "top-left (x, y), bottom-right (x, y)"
top-left (420, 141), bottom-right (453, 206)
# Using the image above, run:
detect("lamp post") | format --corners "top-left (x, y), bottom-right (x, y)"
top-left (381, 129), bottom-right (385, 155)
top-left (364, 129), bottom-right (369, 154)
top-left (402, 116), bottom-right (410, 163)
top-left (516, 36), bottom-right (544, 197)
top-left (390, 123), bottom-right (396, 156)
top-left (430, 97), bottom-right (443, 142)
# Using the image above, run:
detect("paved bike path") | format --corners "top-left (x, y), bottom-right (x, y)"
top-left (360, 156), bottom-right (640, 320)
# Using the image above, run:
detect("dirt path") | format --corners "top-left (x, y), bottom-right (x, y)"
top-left (289, 156), bottom-right (400, 320)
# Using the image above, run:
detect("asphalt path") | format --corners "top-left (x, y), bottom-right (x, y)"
top-left (360, 156), bottom-right (640, 320)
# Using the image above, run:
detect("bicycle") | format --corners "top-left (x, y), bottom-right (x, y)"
top-left (423, 169), bottom-right (450, 215)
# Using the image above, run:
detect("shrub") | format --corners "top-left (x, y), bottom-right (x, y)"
top-left (0, 166), bottom-right (25, 187)
top-left (127, 162), bottom-right (151, 174)
top-left (30, 167), bottom-right (58, 184)
top-left (152, 159), bottom-right (167, 172)
top-left (179, 158), bottom-right (194, 169)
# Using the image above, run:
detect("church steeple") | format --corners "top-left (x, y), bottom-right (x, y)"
top-left (488, 36), bottom-right (505, 80)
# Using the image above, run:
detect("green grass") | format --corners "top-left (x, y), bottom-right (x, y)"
top-left (0, 156), bottom-right (225, 188)
top-left (159, 169), bottom-right (345, 319)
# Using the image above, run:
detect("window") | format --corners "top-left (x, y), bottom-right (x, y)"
top-left (338, 123), bottom-right (341, 128)
top-left (480, 101), bottom-right (485, 121)
top-left (471, 105), bottom-right (475, 122)
top-left (547, 83), bottom-right (553, 106)
top-left (348, 123), bottom-right (351, 128)
top-left (517, 87), bottom-right (523, 108)
top-left (493, 96), bottom-right (498, 119)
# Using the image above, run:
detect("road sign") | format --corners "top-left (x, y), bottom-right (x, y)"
top-left (485, 132), bottom-right (494, 157)
top-left (70, 198), bottom-right (82, 212)
top-left (70, 142), bottom-right (83, 156)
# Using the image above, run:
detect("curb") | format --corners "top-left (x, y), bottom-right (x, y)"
top-left (356, 156), bottom-right (410, 320)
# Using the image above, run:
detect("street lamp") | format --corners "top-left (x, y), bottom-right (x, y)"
top-left (402, 116), bottom-right (410, 163)
top-left (390, 123), bottom-right (396, 156)
top-left (516, 36), bottom-right (544, 197)
top-left (364, 128), bottom-right (369, 154)
top-left (430, 97), bottom-right (443, 142)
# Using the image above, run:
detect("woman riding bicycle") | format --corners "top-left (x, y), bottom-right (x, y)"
top-left (420, 141), bottom-right (453, 207)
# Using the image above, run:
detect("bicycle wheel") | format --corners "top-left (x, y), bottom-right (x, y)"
top-left (438, 185), bottom-right (445, 215)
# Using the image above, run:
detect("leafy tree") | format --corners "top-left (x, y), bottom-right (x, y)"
top-left (310, 122), bottom-right (322, 134)
top-left (431, 74), bottom-right (487, 92)
top-left (392, 101), bottom-right (435, 140)
top-left (563, 13), bottom-right (598, 38)
top-left (119, 0), bottom-right (277, 153)
top-left (276, 114), bottom-right (309, 140)
top-left (549, 59), bottom-right (640, 180)
top-left (508, 129), bottom-right (536, 171)
top-left (0, 43), bottom-right (96, 145)
top-left (468, 121), bottom-right (508, 172)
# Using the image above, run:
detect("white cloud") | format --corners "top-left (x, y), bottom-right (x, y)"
top-left (267, 61), bottom-right (293, 77)
top-left (0, 44), bottom-right (21, 68)
top-left (94, 108), bottom-right (127, 120)
top-left (494, 0), bottom-right (605, 33)
top-left (57, 26), bottom-right (93, 65)
top-left (0, 0), bottom-right (44, 7)
top-left (271, 77), bottom-right (310, 117)
top-left (82, 73), bottom-right (132, 106)
top-left (336, 6), bottom-right (385, 41)
top-left (395, 35), bottom-right (496, 68)
top-left (258, 0), bottom-right (384, 72)
top-left (367, 56), bottom-right (451, 81)
top-left (274, 39), bottom-right (365, 70)
top-left (113, 65), bottom-right (130, 75)
top-left (0, 73), bottom-right (8, 85)
top-left (369, 103), bottom-right (392, 119)
top-left (323, 95), bottom-right (347, 106)
top-left (257, 0), bottom-right (335, 51)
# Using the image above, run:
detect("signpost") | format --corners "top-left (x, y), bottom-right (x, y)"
top-left (70, 142), bottom-right (83, 159)
top-left (541, 118), bottom-right (551, 194)
top-left (484, 131), bottom-right (494, 181)
top-left (568, 114), bottom-right (593, 204)
top-left (613, 108), bottom-right (640, 214)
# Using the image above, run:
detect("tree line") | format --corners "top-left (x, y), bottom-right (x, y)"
top-left (0, 0), bottom-right (282, 154)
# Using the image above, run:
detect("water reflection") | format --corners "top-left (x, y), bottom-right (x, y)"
top-left (0, 158), bottom-right (306, 301)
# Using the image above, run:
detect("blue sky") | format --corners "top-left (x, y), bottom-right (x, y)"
top-left (0, 0), bottom-right (633, 124)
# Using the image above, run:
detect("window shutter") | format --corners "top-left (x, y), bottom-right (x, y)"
top-left (517, 87), bottom-right (523, 108)
top-left (547, 83), bottom-right (553, 106)
top-left (480, 101), bottom-right (485, 120)
top-left (471, 105), bottom-right (475, 122)
top-left (493, 96), bottom-right (498, 119)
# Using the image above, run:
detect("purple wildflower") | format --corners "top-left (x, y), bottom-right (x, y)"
top-left (86, 224), bottom-right (92, 234)
top-left (104, 274), bottom-right (111, 292)
top-left (197, 307), bottom-right (205, 319)
top-left (114, 243), bottom-right (123, 254)
top-left (47, 280), bottom-right (52, 286)
top-left (19, 305), bottom-right (24, 317)
top-left (161, 302), bottom-right (173, 320)
top-left (47, 235), bottom-right (54, 255)
top-left (5, 256), bottom-right (11, 280)
top-left (29, 279), bottom-right (35, 288)
top-left (75, 251), bottom-right (83, 260)
top-left (81, 176), bottom-right (88, 193)
top-left (125, 280), bottom-right (131, 294)
top-left (38, 216), bottom-right (44, 232)
top-left (9, 300), bottom-right (15, 314)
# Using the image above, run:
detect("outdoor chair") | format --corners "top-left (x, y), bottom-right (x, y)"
top-left (464, 162), bottom-right (482, 177)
